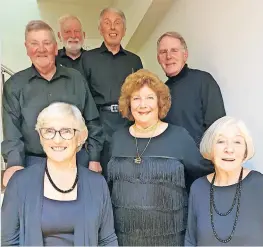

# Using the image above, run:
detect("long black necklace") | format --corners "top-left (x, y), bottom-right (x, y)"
top-left (45, 165), bottom-right (78, 194)
top-left (210, 167), bottom-right (243, 243)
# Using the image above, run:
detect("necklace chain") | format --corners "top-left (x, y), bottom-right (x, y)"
top-left (133, 120), bottom-right (159, 164)
top-left (45, 165), bottom-right (78, 194)
top-left (210, 167), bottom-right (243, 243)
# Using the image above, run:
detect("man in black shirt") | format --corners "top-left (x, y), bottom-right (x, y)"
top-left (1, 20), bottom-right (103, 186)
top-left (157, 31), bottom-right (226, 145)
top-left (56, 15), bottom-right (86, 73)
top-left (82, 7), bottom-right (143, 175)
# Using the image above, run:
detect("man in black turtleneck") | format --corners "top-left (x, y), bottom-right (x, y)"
top-left (157, 32), bottom-right (225, 146)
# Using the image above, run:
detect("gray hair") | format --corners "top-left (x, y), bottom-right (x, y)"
top-left (58, 15), bottom-right (83, 32)
top-left (25, 20), bottom-right (56, 42)
top-left (99, 7), bottom-right (126, 28)
top-left (157, 31), bottom-right (188, 50)
top-left (200, 116), bottom-right (255, 163)
top-left (35, 102), bottom-right (88, 151)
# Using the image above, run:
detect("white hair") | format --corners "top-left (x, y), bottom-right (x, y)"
top-left (99, 7), bottom-right (126, 28)
top-left (58, 15), bottom-right (83, 32)
top-left (200, 116), bottom-right (255, 162)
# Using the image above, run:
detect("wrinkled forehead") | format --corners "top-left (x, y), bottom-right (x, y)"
top-left (40, 115), bottom-right (77, 129)
top-left (62, 18), bottom-right (82, 30)
top-left (101, 10), bottom-right (123, 22)
top-left (26, 29), bottom-right (55, 42)
top-left (158, 36), bottom-right (183, 50)
top-left (215, 124), bottom-right (245, 140)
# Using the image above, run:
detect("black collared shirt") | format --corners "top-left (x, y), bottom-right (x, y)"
top-left (56, 47), bottom-right (86, 74)
top-left (165, 64), bottom-right (226, 145)
top-left (81, 42), bottom-right (143, 106)
top-left (1, 64), bottom-right (103, 167)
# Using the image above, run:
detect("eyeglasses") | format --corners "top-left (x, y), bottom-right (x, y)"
top-left (39, 128), bottom-right (79, 140)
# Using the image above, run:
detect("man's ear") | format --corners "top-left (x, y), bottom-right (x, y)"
top-left (58, 32), bottom-right (62, 42)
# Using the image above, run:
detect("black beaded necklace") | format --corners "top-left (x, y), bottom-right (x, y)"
top-left (45, 165), bottom-right (78, 194)
top-left (210, 167), bottom-right (243, 243)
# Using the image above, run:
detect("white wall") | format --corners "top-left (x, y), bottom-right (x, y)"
top-left (138, 0), bottom-right (263, 173)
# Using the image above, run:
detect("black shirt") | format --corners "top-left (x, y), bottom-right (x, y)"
top-left (1, 64), bottom-right (103, 167)
top-left (165, 64), bottom-right (226, 145)
top-left (56, 47), bottom-right (86, 74)
top-left (81, 42), bottom-right (143, 106)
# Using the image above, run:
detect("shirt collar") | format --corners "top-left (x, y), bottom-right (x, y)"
top-left (99, 42), bottom-right (127, 55)
top-left (59, 47), bottom-right (85, 58)
top-left (167, 64), bottom-right (188, 81)
top-left (29, 63), bottom-right (70, 82)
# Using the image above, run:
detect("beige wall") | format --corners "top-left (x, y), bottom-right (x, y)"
top-left (138, 0), bottom-right (263, 172)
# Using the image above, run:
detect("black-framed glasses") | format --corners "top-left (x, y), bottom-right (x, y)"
top-left (39, 128), bottom-right (79, 140)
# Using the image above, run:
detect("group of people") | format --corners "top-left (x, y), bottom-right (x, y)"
top-left (1, 6), bottom-right (263, 247)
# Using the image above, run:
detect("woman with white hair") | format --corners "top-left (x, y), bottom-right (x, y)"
top-left (1, 102), bottom-right (117, 246)
top-left (185, 116), bottom-right (263, 246)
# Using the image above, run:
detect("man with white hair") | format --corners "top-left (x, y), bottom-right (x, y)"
top-left (56, 15), bottom-right (86, 73)
top-left (81, 7), bottom-right (143, 177)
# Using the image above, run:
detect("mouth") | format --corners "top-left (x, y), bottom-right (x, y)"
top-left (138, 111), bottom-right (151, 115)
top-left (222, 158), bottom-right (236, 162)
top-left (51, 146), bottom-right (67, 152)
top-left (109, 33), bottom-right (118, 38)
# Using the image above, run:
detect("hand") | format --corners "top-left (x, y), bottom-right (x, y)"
top-left (89, 161), bottom-right (102, 173)
top-left (3, 166), bottom-right (24, 187)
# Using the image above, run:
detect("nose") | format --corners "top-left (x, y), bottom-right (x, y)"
top-left (139, 98), bottom-right (147, 108)
top-left (166, 51), bottom-right (172, 59)
top-left (38, 43), bottom-right (46, 52)
top-left (225, 142), bottom-right (234, 153)
top-left (71, 31), bottom-right (76, 39)
top-left (53, 131), bottom-right (63, 143)
top-left (110, 23), bottom-right (116, 30)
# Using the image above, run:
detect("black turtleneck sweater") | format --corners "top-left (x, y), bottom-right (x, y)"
top-left (165, 64), bottom-right (225, 145)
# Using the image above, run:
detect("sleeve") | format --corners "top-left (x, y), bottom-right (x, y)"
top-left (135, 56), bottom-right (143, 71)
top-left (1, 172), bottom-right (20, 246)
top-left (201, 73), bottom-right (226, 130)
top-left (180, 129), bottom-right (214, 189)
top-left (1, 77), bottom-right (25, 167)
top-left (98, 178), bottom-right (118, 246)
top-left (185, 186), bottom-right (197, 246)
top-left (82, 77), bottom-right (104, 162)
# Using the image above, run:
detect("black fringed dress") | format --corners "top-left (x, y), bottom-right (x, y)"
top-left (108, 124), bottom-right (213, 246)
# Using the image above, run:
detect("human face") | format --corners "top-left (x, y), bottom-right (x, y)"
top-left (59, 18), bottom-right (85, 54)
top-left (25, 30), bottom-right (58, 72)
top-left (99, 10), bottom-right (126, 47)
top-left (130, 85), bottom-right (159, 127)
top-left (212, 125), bottom-right (247, 173)
top-left (157, 36), bottom-right (188, 77)
top-left (39, 116), bottom-right (82, 164)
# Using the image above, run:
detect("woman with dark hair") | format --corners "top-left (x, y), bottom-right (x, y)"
top-left (108, 69), bottom-right (212, 246)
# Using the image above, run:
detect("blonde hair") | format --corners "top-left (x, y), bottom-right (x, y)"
top-left (119, 69), bottom-right (171, 121)
top-left (200, 116), bottom-right (255, 162)
top-left (157, 31), bottom-right (188, 50)
top-left (35, 102), bottom-right (88, 151)
top-left (25, 20), bottom-right (56, 42)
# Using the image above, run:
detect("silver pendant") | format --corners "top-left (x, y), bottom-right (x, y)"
top-left (134, 157), bottom-right (142, 164)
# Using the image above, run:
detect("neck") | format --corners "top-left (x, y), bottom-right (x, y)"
top-left (135, 119), bottom-right (159, 130)
top-left (47, 157), bottom-right (77, 171)
top-left (104, 42), bottom-right (121, 55)
top-left (37, 65), bottom-right (56, 81)
top-left (65, 49), bottom-right (81, 60)
top-left (214, 167), bottom-right (243, 186)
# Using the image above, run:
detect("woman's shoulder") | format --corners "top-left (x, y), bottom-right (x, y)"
top-left (189, 175), bottom-right (209, 194)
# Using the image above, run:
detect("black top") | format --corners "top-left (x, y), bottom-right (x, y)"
top-left (81, 42), bottom-right (143, 106)
top-left (165, 64), bottom-right (226, 145)
top-left (56, 47), bottom-right (87, 74)
top-left (185, 171), bottom-right (263, 246)
top-left (108, 124), bottom-right (214, 246)
top-left (1, 64), bottom-right (103, 167)
top-left (42, 197), bottom-right (79, 246)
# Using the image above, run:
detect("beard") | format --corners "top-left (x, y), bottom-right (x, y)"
top-left (63, 38), bottom-right (83, 55)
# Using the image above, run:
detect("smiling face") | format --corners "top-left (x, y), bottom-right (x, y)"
top-left (25, 30), bottom-right (58, 72)
top-left (58, 18), bottom-right (85, 54)
top-left (99, 10), bottom-right (126, 47)
top-left (157, 36), bottom-right (188, 77)
top-left (130, 85), bottom-right (159, 127)
top-left (212, 125), bottom-right (247, 172)
top-left (38, 116), bottom-right (82, 164)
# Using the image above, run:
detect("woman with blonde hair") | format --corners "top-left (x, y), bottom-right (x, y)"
top-left (185, 116), bottom-right (263, 246)
top-left (108, 69), bottom-right (212, 246)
